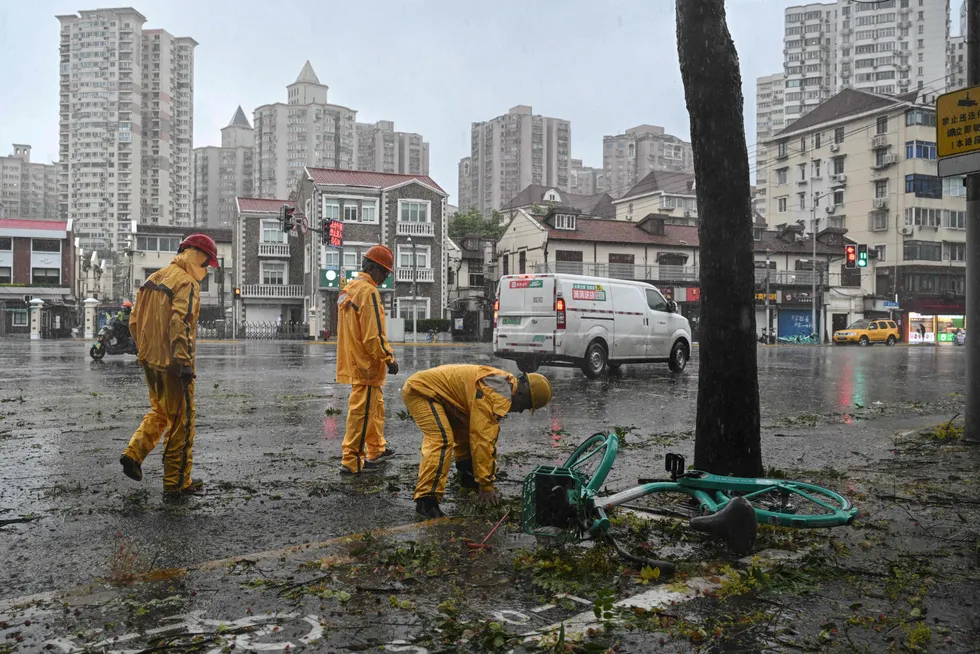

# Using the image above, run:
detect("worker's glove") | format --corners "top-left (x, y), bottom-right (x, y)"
top-left (177, 366), bottom-right (196, 383)
top-left (387, 361), bottom-right (399, 375)
top-left (476, 489), bottom-right (501, 507)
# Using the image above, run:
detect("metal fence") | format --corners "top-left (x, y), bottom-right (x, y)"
top-left (197, 321), bottom-right (310, 340)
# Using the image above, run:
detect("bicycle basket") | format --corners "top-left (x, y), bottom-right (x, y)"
top-left (521, 465), bottom-right (588, 541)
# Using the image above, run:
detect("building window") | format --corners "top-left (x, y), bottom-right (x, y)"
top-left (945, 209), bottom-right (966, 229)
top-left (502, 254), bottom-right (509, 276)
top-left (905, 207), bottom-right (942, 227)
top-left (832, 157), bottom-right (845, 175)
top-left (833, 189), bottom-right (844, 205)
top-left (0, 266), bottom-right (11, 284)
top-left (800, 136), bottom-right (807, 154)
top-left (32, 239), bottom-right (61, 253)
top-left (11, 310), bottom-right (28, 327)
top-left (834, 127), bottom-right (845, 144)
top-left (777, 197), bottom-right (788, 213)
top-left (519, 250), bottom-right (526, 274)
top-left (553, 213), bottom-right (576, 230)
top-left (0, 237), bottom-right (11, 251)
top-left (136, 236), bottom-right (181, 251)
top-left (399, 200), bottom-right (430, 223)
top-left (905, 108), bottom-right (937, 127)
top-left (468, 261), bottom-right (484, 288)
top-left (323, 200), bottom-right (340, 221)
top-left (776, 168), bottom-right (788, 185)
top-left (397, 298), bottom-right (430, 320)
top-left (904, 174), bottom-right (942, 198)
top-left (876, 116), bottom-right (888, 135)
top-left (903, 241), bottom-right (942, 261)
top-left (943, 176), bottom-right (966, 198)
top-left (871, 211), bottom-right (889, 231)
top-left (945, 242), bottom-right (966, 261)
top-left (323, 249), bottom-right (340, 269)
top-left (260, 220), bottom-right (285, 243)
top-left (904, 140), bottom-right (936, 160)
top-left (260, 261), bottom-right (286, 285)
top-left (777, 141), bottom-right (788, 157)
top-left (874, 180), bottom-right (888, 198)
top-left (343, 204), bottom-right (358, 222)
top-left (397, 244), bottom-right (431, 269)
top-left (342, 249), bottom-right (360, 269)
top-left (814, 132), bottom-right (822, 148)
top-left (31, 268), bottom-right (60, 285)
top-left (873, 245), bottom-right (886, 262)
top-left (200, 273), bottom-right (211, 292)
top-left (798, 193), bottom-right (806, 210)
top-left (360, 200), bottom-right (377, 223)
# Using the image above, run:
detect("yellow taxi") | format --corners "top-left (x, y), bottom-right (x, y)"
top-left (833, 319), bottom-right (900, 346)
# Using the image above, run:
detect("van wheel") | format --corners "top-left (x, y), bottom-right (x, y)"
top-left (581, 341), bottom-right (607, 378)
top-left (886, 335), bottom-right (896, 346)
top-left (517, 359), bottom-right (540, 373)
top-left (668, 341), bottom-right (689, 373)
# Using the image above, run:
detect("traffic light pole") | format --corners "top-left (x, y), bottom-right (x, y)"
top-left (967, 0), bottom-right (980, 441)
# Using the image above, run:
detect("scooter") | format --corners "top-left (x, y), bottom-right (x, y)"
top-left (757, 329), bottom-right (775, 345)
top-left (90, 320), bottom-right (137, 360)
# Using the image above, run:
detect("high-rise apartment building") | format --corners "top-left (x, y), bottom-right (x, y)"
top-left (192, 107), bottom-right (254, 228)
top-left (457, 157), bottom-right (473, 212)
top-left (570, 159), bottom-right (606, 196)
top-left (461, 105), bottom-right (571, 214)
top-left (602, 125), bottom-right (693, 199)
top-left (780, 0), bottom-right (949, 122)
top-left (755, 74), bottom-right (788, 217)
top-left (0, 145), bottom-right (59, 220)
top-left (57, 8), bottom-right (196, 251)
top-left (356, 120), bottom-right (429, 175)
top-left (252, 62), bottom-right (358, 200)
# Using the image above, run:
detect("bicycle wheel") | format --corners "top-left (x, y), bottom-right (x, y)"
top-left (562, 433), bottom-right (618, 492)
top-left (722, 480), bottom-right (856, 529)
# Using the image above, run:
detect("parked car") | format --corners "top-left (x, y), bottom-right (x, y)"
top-left (493, 273), bottom-right (692, 378)
top-left (833, 319), bottom-right (900, 346)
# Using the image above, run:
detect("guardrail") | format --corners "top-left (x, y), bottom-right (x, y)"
top-left (396, 268), bottom-right (435, 283)
top-left (258, 243), bottom-right (290, 257)
top-left (396, 222), bottom-right (435, 237)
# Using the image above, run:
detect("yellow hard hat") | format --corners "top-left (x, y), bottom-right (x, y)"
top-left (526, 373), bottom-right (552, 413)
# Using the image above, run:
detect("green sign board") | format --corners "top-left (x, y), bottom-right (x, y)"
top-left (320, 268), bottom-right (392, 290)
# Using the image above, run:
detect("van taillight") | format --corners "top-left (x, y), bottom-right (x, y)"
top-left (556, 297), bottom-right (566, 329)
top-left (493, 298), bottom-right (499, 328)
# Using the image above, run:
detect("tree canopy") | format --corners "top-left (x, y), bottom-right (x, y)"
top-left (448, 209), bottom-right (507, 241)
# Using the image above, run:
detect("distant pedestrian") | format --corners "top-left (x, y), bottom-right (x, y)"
top-left (336, 245), bottom-right (398, 475)
top-left (119, 234), bottom-right (220, 497)
top-left (919, 324), bottom-right (926, 339)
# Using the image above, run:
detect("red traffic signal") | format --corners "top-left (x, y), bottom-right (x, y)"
top-left (281, 205), bottom-right (297, 232)
top-left (845, 245), bottom-right (857, 269)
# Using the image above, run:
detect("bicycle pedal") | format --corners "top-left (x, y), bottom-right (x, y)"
top-left (665, 453), bottom-right (686, 477)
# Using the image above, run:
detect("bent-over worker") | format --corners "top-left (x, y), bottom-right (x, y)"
top-left (403, 364), bottom-right (552, 518)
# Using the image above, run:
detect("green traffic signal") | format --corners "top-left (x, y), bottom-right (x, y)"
top-left (857, 244), bottom-right (868, 268)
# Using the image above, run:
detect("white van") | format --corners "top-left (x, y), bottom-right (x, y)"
top-left (493, 273), bottom-right (692, 378)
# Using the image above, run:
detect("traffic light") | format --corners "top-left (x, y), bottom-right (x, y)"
top-left (857, 244), bottom-right (869, 268)
top-left (233, 287), bottom-right (241, 301)
top-left (845, 244), bottom-right (857, 269)
top-left (280, 205), bottom-right (296, 232)
top-left (321, 218), bottom-right (344, 248)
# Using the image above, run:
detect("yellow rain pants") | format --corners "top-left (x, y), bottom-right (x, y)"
top-left (341, 384), bottom-right (387, 473)
top-left (123, 366), bottom-right (196, 492)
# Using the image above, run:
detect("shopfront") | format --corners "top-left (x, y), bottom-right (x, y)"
top-left (906, 312), bottom-right (964, 344)
top-left (778, 291), bottom-right (820, 339)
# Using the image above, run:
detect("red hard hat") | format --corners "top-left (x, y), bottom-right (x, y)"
top-left (122, 300), bottom-right (133, 308)
top-left (179, 234), bottom-right (219, 267)
top-left (364, 244), bottom-right (394, 272)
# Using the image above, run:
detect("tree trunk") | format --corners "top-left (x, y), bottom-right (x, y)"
top-left (676, 0), bottom-right (763, 477)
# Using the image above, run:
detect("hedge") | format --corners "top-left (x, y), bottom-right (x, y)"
top-left (403, 318), bottom-right (452, 333)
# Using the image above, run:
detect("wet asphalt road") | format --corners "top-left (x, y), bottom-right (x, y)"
top-left (0, 340), bottom-right (966, 601)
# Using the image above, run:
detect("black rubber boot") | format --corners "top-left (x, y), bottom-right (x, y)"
top-left (415, 496), bottom-right (445, 519)
top-left (120, 455), bottom-right (142, 482)
top-left (455, 459), bottom-right (479, 490)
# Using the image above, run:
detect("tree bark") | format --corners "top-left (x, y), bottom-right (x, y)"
top-left (676, 0), bottom-right (763, 477)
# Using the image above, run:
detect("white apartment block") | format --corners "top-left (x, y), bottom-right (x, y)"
top-left (457, 157), bottom-right (473, 212)
top-left (192, 107), bottom-right (254, 229)
top-left (755, 74), bottom-right (787, 218)
top-left (356, 120), bottom-right (430, 176)
top-left (462, 105), bottom-right (571, 214)
top-left (570, 159), bottom-right (606, 196)
top-left (781, 0), bottom-right (949, 123)
top-left (602, 125), bottom-right (693, 200)
top-left (252, 62), bottom-right (358, 200)
top-left (0, 145), bottom-right (59, 220)
top-left (57, 8), bottom-right (195, 252)
top-left (948, 35), bottom-right (967, 89)
top-left (762, 88), bottom-right (965, 321)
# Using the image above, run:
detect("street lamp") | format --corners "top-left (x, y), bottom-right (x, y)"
top-left (408, 236), bottom-right (418, 343)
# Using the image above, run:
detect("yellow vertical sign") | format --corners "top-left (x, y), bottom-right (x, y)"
top-left (936, 86), bottom-right (980, 158)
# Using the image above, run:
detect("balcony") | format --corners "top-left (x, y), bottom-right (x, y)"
top-left (754, 269), bottom-right (822, 286)
top-left (396, 268), bottom-right (435, 283)
top-left (397, 221), bottom-right (435, 237)
top-left (241, 284), bottom-right (304, 299)
top-left (258, 242), bottom-right (290, 257)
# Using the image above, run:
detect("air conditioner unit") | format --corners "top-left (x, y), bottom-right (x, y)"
top-left (825, 205), bottom-right (836, 214)
top-left (829, 143), bottom-right (840, 152)
top-left (836, 174), bottom-right (847, 183)
top-left (684, 210), bottom-right (692, 218)
top-left (873, 198), bottom-right (888, 209)
top-left (901, 226), bottom-right (914, 236)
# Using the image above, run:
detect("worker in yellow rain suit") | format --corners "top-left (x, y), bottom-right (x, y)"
top-left (119, 234), bottom-right (220, 497)
top-left (337, 245), bottom-right (398, 475)
top-left (403, 364), bottom-right (553, 518)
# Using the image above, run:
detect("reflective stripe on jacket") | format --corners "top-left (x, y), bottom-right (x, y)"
top-left (336, 272), bottom-right (394, 387)
top-left (129, 250), bottom-right (201, 372)
top-left (404, 364), bottom-right (517, 492)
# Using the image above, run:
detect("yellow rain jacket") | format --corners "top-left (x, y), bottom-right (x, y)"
top-left (336, 272), bottom-right (394, 387)
top-left (405, 364), bottom-right (517, 493)
top-left (129, 250), bottom-right (202, 372)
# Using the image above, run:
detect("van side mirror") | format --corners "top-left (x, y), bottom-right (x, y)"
top-left (667, 300), bottom-right (678, 313)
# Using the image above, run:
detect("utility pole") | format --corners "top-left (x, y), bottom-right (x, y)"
top-left (811, 193), bottom-right (818, 340)
top-left (967, 0), bottom-right (980, 440)
top-left (765, 248), bottom-right (771, 340)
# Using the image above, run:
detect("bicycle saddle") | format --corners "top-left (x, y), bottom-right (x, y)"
top-left (688, 496), bottom-right (758, 555)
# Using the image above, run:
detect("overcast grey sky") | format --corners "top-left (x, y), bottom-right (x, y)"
top-left (0, 0), bottom-right (799, 204)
